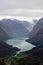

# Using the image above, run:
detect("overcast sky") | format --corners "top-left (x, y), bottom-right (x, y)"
top-left (0, 0), bottom-right (43, 20)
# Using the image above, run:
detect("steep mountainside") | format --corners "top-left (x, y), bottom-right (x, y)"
top-left (0, 23), bottom-right (10, 41)
top-left (13, 45), bottom-right (43, 65)
top-left (0, 19), bottom-right (29, 37)
top-left (26, 17), bottom-right (43, 46)
top-left (0, 40), bottom-right (20, 58)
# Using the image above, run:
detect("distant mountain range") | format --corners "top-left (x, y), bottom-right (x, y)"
top-left (26, 17), bottom-right (43, 46)
top-left (0, 19), bottom-right (33, 39)
top-left (18, 20), bottom-right (34, 32)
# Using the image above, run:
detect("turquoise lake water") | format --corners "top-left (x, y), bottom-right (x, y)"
top-left (6, 36), bottom-right (35, 52)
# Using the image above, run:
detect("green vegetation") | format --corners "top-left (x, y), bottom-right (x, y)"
top-left (15, 53), bottom-right (27, 59)
top-left (0, 53), bottom-right (27, 65)
top-left (0, 52), bottom-right (43, 65)
top-left (0, 46), bottom-right (43, 65)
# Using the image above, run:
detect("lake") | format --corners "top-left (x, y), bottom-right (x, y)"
top-left (6, 36), bottom-right (35, 52)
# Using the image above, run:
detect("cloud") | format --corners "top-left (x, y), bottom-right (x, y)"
top-left (0, 0), bottom-right (43, 19)
top-left (0, 0), bottom-right (43, 10)
top-left (0, 9), bottom-right (43, 17)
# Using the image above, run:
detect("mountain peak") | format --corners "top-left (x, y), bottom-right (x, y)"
top-left (38, 17), bottom-right (43, 24)
top-left (39, 17), bottom-right (43, 20)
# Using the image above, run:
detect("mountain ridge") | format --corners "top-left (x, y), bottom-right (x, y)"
top-left (0, 19), bottom-right (30, 38)
top-left (26, 17), bottom-right (43, 46)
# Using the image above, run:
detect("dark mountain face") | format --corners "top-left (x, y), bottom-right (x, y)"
top-left (14, 45), bottom-right (43, 65)
top-left (0, 24), bottom-right (10, 41)
top-left (26, 28), bottom-right (43, 46)
top-left (0, 40), bottom-right (20, 58)
top-left (26, 17), bottom-right (43, 46)
top-left (22, 44), bottom-right (43, 56)
top-left (23, 44), bottom-right (43, 57)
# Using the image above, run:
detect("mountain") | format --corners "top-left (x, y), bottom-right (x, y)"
top-left (22, 44), bottom-right (43, 56)
top-left (0, 19), bottom-right (30, 37)
top-left (18, 21), bottom-right (34, 32)
top-left (0, 40), bottom-right (20, 58)
top-left (26, 17), bottom-right (43, 46)
top-left (0, 23), bottom-right (10, 41)
top-left (33, 19), bottom-right (38, 25)
top-left (13, 45), bottom-right (43, 65)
